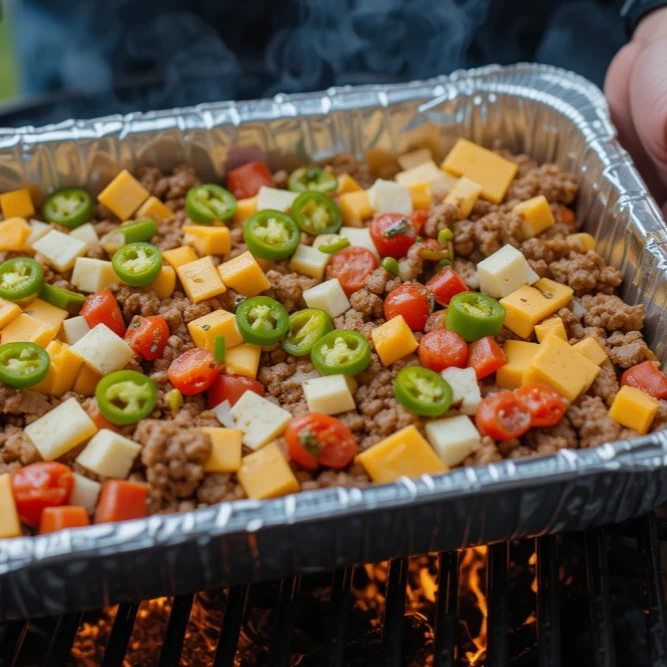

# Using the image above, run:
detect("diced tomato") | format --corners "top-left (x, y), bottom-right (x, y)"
top-left (168, 348), bottom-right (220, 396)
top-left (86, 403), bottom-right (120, 433)
top-left (467, 336), bottom-right (507, 379)
top-left (514, 384), bottom-right (568, 428)
top-left (94, 480), bottom-right (148, 524)
top-left (475, 392), bottom-right (532, 441)
top-left (11, 462), bottom-right (74, 527)
top-left (285, 413), bottom-right (358, 471)
top-left (418, 329), bottom-right (468, 372)
top-left (326, 246), bottom-right (379, 296)
top-left (559, 206), bottom-right (575, 227)
top-left (384, 283), bottom-right (432, 331)
top-left (410, 210), bottom-right (429, 231)
top-left (426, 267), bottom-right (468, 307)
top-left (39, 506), bottom-right (90, 534)
top-left (370, 213), bottom-right (417, 258)
top-left (124, 316), bottom-right (170, 361)
top-left (621, 361), bottom-right (667, 399)
top-left (225, 161), bottom-right (274, 200)
top-left (81, 288), bottom-right (126, 337)
top-left (207, 374), bottom-right (265, 409)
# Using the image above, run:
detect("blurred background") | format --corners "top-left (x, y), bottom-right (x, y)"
top-left (0, 0), bottom-right (627, 127)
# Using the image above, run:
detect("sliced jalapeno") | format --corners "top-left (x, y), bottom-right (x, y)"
top-left (0, 342), bottom-right (50, 388)
top-left (185, 184), bottom-right (237, 224)
top-left (101, 218), bottom-right (158, 255)
top-left (95, 370), bottom-right (158, 425)
top-left (291, 191), bottom-right (343, 236)
top-left (446, 292), bottom-right (506, 342)
top-left (287, 167), bottom-right (338, 194)
top-left (244, 210), bottom-right (300, 261)
top-left (381, 257), bottom-right (400, 276)
top-left (39, 283), bottom-right (86, 315)
top-left (318, 237), bottom-right (350, 254)
top-left (0, 258), bottom-right (43, 302)
top-left (112, 242), bottom-right (163, 287)
top-left (214, 335), bottom-right (226, 365)
top-left (394, 366), bottom-right (453, 417)
top-left (311, 330), bottom-right (371, 376)
top-left (42, 188), bottom-right (93, 229)
top-left (281, 308), bottom-right (333, 357)
top-left (236, 296), bottom-right (289, 346)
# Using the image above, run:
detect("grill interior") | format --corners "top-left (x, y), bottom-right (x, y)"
top-left (1, 512), bottom-right (665, 667)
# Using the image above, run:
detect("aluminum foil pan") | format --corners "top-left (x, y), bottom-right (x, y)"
top-left (2, 63), bottom-right (667, 621)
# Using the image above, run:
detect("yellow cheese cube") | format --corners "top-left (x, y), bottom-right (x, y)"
top-left (534, 316), bottom-right (567, 343)
top-left (217, 251), bottom-right (270, 297)
top-left (441, 139), bottom-right (518, 203)
top-left (134, 196), bottom-right (173, 222)
top-left (409, 183), bottom-right (432, 211)
top-left (356, 425), bottom-right (447, 483)
top-left (177, 256), bottom-right (227, 304)
top-left (1, 313), bottom-right (57, 347)
top-left (188, 309), bottom-right (243, 351)
top-left (33, 340), bottom-right (83, 397)
top-left (144, 265), bottom-right (176, 299)
top-left (224, 343), bottom-right (261, 378)
top-left (573, 337), bottom-right (608, 366)
top-left (0, 217), bottom-right (31, 252)
top-left (339, 191), bottom-right (373, 227)
top-left (182, 225), bottom-right (231, 256)
top-left (608, 385), bottom-right (658, 435)
top-left (97, 170), bottom-right (150, 221)
top-left (496, 341), bottom-right (540, 389)
top-left (73, 363), bottom-right (102, 396)
top-left (513, 196), bottom-right (555, 239)
top-left (0, 188), bottom-right (35, 220)
top-left (288, 244), bottom-right (329, 280)
top-left (444, 176), bottom-right (483, 220)
top-left (237, 442), bottom-right (300, 500)
top-left (0, 473), bottom-right (21, 539)
top-left (522, 335), bottom-right (600, 402)
top-left (162, 245), bottom-right (198, 268)
top-left (500, 278), bottom-right (574, 339)
top-left (233, 197), bottom-right (258, 224)
top-left (371, 315), bottom-right (419, 367)
top-left (23, 298), bottom-right (68, 331)
top-left (568, 232), bottom-right (596, 252)
top-left (202, 427), bottom-right (243, 473)
top-left (397, 147), bottom-right (433, 171)
top-left (337, 173), bottom-right (363, 195)
top-left (0, 297), bottom-right (21, 328)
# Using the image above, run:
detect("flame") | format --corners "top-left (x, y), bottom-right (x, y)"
top-left (460, 547), bottom-right (488, 666)
top-left (529, 551), bottom-right (538, 594)
top-left (419, 566), bottom-right (438, 603)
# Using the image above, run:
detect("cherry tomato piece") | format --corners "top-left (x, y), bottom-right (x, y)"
top-left (225, 161), bottom-right (273, 200)
top-left (418, 329), bottom-right (468, 372)
top-left (559, 206), bottom-right (575, 227)
top-left (124, 316), bottom-right (170, 361)
top-left (410, 210), bottom-right (428, 231)
top-left (370, 213), bottom-right (417, 259)
top-left (425, 266), bottom-right (468, 307)
top-left (467, 336), bottom-right (507, 379)
top-left (384, 283), bottom-right (432, 331)
top-left (207, 374), bottom-right (265, 409)
top-left (514, 384), bottom-right (568, 428)
top-left (285, 413), bottom-right (358, 471)
top-left (168, 348), bottom-right (220, 396)
top-left (326, 246), bottom-right (379, 296)
top-left (11, 462), bottom-right (74, 526)
top-left (475, 392), bottom-right (532, 441)
top-left (621, 361), bottom-right (667, 399)
top-left (94, 480), bottom-right (148, 524)
top-left (39, 506), bottom-right (90, 534)
top-left (85, 402), bottom-right (121, 433)
top-left (81, 288), bottom-right (126, 337)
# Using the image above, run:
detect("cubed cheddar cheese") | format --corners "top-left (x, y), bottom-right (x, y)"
top-left (356, 425), bottom-right (446, 483)
top-left (98, 170), bottom-right (150, 221)
top-left (188, 309), bottom-right (243, 351)
top-left (440, 366), bottom-right (482, 415)
top-left (76, 429), bottom-right (141, 479)
top-left (0, 297), bottom-right (21, 328)
top-left (69, 473), bottom-right (102, 515)
top-left (225, 343), bottom-right (261, 378)
top-left (26, 219), bottom-right (51, 248)
top-left (163, 245), bottom-right (198, 269)
top-left (183, 225), bottom-right (231, 256)
top-left (568, 233), bottom-right (596, 252)
top-left (177, 256), bottom-right (227, 303)
top-left (230, 391), bottom-right (292, 450)
top-left (71, 258), bottom-right (118, 293)
top-left (573, 337), bottom-right (608, 366)
top-left (513, 196), bottom-right (555, 239)
top-left (396, 160), bottom-right (447, 188)
top-left (33, 340), bottom-right (83, 397)
top-left (0, 188), bottom-right (35, 219)
top-left (256, 186), bottom-right (298, 213)
top-left (302, 278), bottom-right (350, 319)
top-left (444, 177), bottom-right (483, 219)
top-left (25, 397), bottom-right (98, 461)
top-left (534, 316), bottom-right (568, 343)
top-left (24, 298), bottom-right (68, 331)
top-left (144, 265), bottom-right (176, 298)
top-left (496, 340), bottom-right (540, 389)
top-left (135, 196), bottom-right (173, 221)
top-left (303, 374), bottom-right (357, 415)
top-left (522, 335), bottom-right (600, 402)
top-left (368, 179), bottom-right (412, 215)
top-left (32, 229), bottom-right (87, 271)
top-left (441, 138), bottom-right (518, 203)
top-left (0, 473), bottom-right (21, 538)
top-left (408, 183), bottom-right (432, 211)
top-left (0, 217), bottom-right (31, 251)
top-left (397, 148), bottom-right (432, 171)
top-left (71, 324), bottom-right (135, 375)
top-left (237, 442), bottom-right (300, 500)
top-left (73, 363), bottom-right (101, 396)
top-left (233, 197), bottom-right (258, 224)
top-left (500, 278), bottom-right (574, 339)
top-left (371, 315), bottom-right (418, 367)
top-left (425, 415), bottom-right (481, 467)
top-left (337, 173), bottom-right (363, 195)
top-left (202, 427), bottom-right (243, 473)
top-left (339, 191), bottom-right (373, 227)
top-left (608, 385), bottom-right (658, 435)
top-left (217, 251), bottom-right (270, 297)
top-left (70, 222), bottom-right (100, 248)
top-left (477, 244), bottom-right (539, 299)
top-left (1, 313), bottom-right (57, 347)
top-left (288, 244), bottom-right (329, 281)
top-left (339, 227), bottom-right (380, 258)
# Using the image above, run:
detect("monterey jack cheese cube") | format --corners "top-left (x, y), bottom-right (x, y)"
top-left (71, 323), bottom-right (135, 375)
top-left (425, 415), bottom-right (481, 467)
top-left (229, 390), bottom-right (292, 450)
top-left (367, 179), bottom-right (412, 215)
top-left (477, 245), bottom-right (539, 299)
top-left (303, 374), bottom-right (357, 415)
top-left (302, 279), bottom-right (350, 319)
top-left (33, 229), bottom-right (87, 272)
top-left (256, 186), bottom-right (298, 213)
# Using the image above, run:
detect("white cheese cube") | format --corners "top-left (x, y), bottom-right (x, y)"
top-left (441, 367), bottom-right (481, 415)
top-left (430, 171), bottom-right (460, 200)
top-left (367, 179), bottom-right (412, 215)
top-left (339, 227), bottom-right (380, 259)
top-left (71, 258), bottom-right (118, 293)
top-left (303, 374), bottom-right (357, 415)
top-left (70, 222), bottom-right (100, 247)
top-left (69, 473), bottom-right (101, 515)
top-left (32, 230), bottom-right (87, 271)
top-left (76, 429), bottom-right (141, 479)
top-left (395, 160), bottom-right (450, 188)
top-left (27, 219), bottom-right (51, 248)
top-left (302, 279), bottom-right (350, 319)
top-left (425, 415), bottom-right (481, 467)
top-left (477, 244), bottom-right (539, 299)
top-left (212, 399), bottom-right (235, 428)
top-left (397, 148), bottom-right (433, 171)
top-left (71, 323), bottom-right (134, 375)
top-left (288, 244), bottom-right (329, 281)
top-left (312, 234), bottom-right (340, 251)
top-left (256, 186), bottom-right (299, 213)
top-left (25, 397), bottom-right (97, 461)
top-left (229, 391), bottom-right (292, 450)
top-left (61, 315), bottom-right (91, 345)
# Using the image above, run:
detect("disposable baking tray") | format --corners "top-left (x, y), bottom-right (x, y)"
top-left (2, 63), bottom-right (667, 621)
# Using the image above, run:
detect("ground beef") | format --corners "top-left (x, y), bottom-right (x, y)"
top-left (651, 400), bottom-right (667, 433)
top-left (326, 154), bottom-right (373, 189)
top-left (264, 270), bottom-right (316, 313)
top-left (580, 294), bottom-right (644, 333)
top-left (521, 236), bottom-right (576, 265)
top-left (454, 211), bottom-right (524, 259)
top-left (453, 258), bottom-right (479, 289)
top-left (423, 201), bottom-right (458, 238)
top-left (464, 435), bottom-right (503, 465)
top-left (259, 358), bottom-right (318, 414)
top-left (154, 209), bottom-right (186, 251)
top-left (136, 163), bottom-right (199, 206)
top-left (334, 309), bottom-right (377, 337)
top-left (300, 464), bottom-right (370, 491)
top-left (605, 330), bottom-right (655, 368)
top-left (567, 395), bottom-right (636, 448)
top-left (548, 251), bottom-right (622, 296)
top-left (365, 267), bottom-right (401, 295)
top-left (468, 198), bottom-right (503, 221)
top-left (587, 360), bottom-right (620, 406)
top-left (0, 387), bottom-right (53, 424)
top-left (506, 164), bottom-right (578, 204)
top-left (349, 288), bottom-right (384, 319)
top-left (0, 424), bottom-right (40, 468)
top-left (521, 416), bottom-right (578, 454)
top-left (113, 286), bottom-right (161, 320)
top-left (196, 473), bottom-right (247, 505)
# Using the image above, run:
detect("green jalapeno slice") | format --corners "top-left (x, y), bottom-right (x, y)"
top-left (281, 308), bottom-right (333, 357)
top-left (39, 283), bottom-right (86, 315)
top-left (42, 188), bottom-right (93, 229)
top-left (185, 184), bottom-right (237, 224)
top-left (394, 366), bottom-right (453, 417)
top-left (244, 210), bottom-right (300, 260)
top-left (95, 370), bottom-right (158, 425)
top-left (291, 191), bottom-right (343, 236)
top-left (0, 342), bottom-right (50, 388)
top-left (236, 296), bottom-right (289, 346)
top-left (0, 258), bottom-right (44, 302)
top-left (310, 330), bottom-right (371, 376)
top-left (112, 242), bottom-right (163, 287)
top-left (287, 167), bottom-right (338, 194)
top-left (446, 292), bottom-right (506, 342)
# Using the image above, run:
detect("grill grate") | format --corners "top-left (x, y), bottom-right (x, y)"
top-left (2, 512), bottom-right (665, 667)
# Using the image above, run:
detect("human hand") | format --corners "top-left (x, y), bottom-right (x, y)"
top-left (605, 7), bottom-right (667, 208)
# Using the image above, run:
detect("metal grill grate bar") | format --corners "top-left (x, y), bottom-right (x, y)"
top-left (43, 612), bottom-right (82, 667)
top-left (536, 535), bottom-right (560, 667)
top-left (269, 576), bottom-right (301, 667)
top-left (433, 551), bottom-right (460, 667)
top-left (157, 594), bottom-right (195, 667)
top-left (101, 602), bottom-right (139, 667)
top-left (0, 620), bottom-right (28, 667)
top-left (382, 558), bottom-right (408, 667)
top-left (213, 585), bottom-right (248, 667)
top-left (326, 568), bottom-right (352, 667)
top-left (486, 543), bottom-right (509, 667)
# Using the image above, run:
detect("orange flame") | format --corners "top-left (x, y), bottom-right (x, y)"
top-left (460, 547), bottom-right (488, 666)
